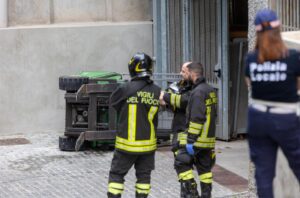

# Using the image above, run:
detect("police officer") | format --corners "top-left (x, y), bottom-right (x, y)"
top-left (245, 9), bottom-right (300, 198)
top-left (175, 62), bottom-right (217, 198)
top-left (107, 53), bottom-right (161, 198)
top-left (160, 62), bottom-right (192, 153)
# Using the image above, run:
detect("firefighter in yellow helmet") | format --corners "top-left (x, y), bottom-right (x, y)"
top-left (107, 53), bottom-right (161, 198)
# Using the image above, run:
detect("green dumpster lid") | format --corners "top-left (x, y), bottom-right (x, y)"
top-left (79, 71), bottom-right (122, 80)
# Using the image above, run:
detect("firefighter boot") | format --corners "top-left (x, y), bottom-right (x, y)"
top-left (135, 192), bottom-right (148, 198)
top-left (200, 183), bottom-right (212, 198)
top-left (107, 192), bottom-right (121, 198)
top-left (180, 179), bottom-right (200, 198)
top-left (180, 182), bottom-right (186, 198)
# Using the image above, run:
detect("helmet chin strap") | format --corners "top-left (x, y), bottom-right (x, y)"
top-left (131, 73), bottom-right (152, 81)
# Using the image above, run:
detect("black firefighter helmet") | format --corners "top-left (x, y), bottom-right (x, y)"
top-left (128, 52), bottom-right (153, 79)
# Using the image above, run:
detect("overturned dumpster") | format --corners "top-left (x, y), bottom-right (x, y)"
top-left (58, 71), bottom-right (174, 151)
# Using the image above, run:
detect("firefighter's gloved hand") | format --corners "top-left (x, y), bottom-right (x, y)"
top-left (186, 144), bottom-right (194, 155)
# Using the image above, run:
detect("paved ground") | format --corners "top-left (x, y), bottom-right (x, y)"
top-left (0, 131), bottom-right (251, 198)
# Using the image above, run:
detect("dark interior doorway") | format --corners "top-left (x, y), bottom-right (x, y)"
top-left (228, 0), bottom-right (249, 138)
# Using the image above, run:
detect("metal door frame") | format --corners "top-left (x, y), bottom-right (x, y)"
top-left (153, 0), bottom-right (230, 140)
top-left (217, 0), bottom-right (229, 140)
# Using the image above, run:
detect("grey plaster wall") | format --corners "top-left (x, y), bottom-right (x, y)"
top-left (0, 22), bottom-right (153, 134)
top-left (112, 0), bottom-right (152, 22)
top-left (8, 0), bottom-right (152, 26)
top-left (8, 0), bottom-right (51, 26)
top-left (248, 1), bottom-right (300, 197)
top-left (247, 0), bottom-right (268, 50)
top-left (52, 0), bottom-right (107, 23)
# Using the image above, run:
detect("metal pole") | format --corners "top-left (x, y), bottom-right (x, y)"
top-left (220, 0), bottom-right (229, 140)
top-left (161, 0), bottom-right (168, 75)
top-left (216, 0), bottom-right (222, 139)
top-left (153, 0), bottom-right (159, 72)
top-left (153, 0), bottom-right (168, 88)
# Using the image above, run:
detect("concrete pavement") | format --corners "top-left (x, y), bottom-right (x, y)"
top-left (0, 131), bottom-right (250, 198)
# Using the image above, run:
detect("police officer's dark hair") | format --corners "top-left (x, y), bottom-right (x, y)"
top-left (187, 62), bottom-right (204, 77)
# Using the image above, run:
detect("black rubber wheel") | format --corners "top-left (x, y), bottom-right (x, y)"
top-left (59, 76), bottom-right (89, 92)
top-left (59, 135), bottom-right (85, 151)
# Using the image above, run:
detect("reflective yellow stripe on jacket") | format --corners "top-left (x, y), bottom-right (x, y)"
top-left (128, 104), bottom-right (137, 141)
top-left (178, 132), bottom-right (215, 148)
top-left (188, 106), bottom-right (215, 148)
top-left (188, 121), bottom-right (203, 135)
top-left (115, 105), bottom-right (158, 153)
top-left (170, 93), bottom-right (182, 109)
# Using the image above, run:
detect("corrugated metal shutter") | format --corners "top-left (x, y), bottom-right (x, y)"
top-left (167, 0), bottom-right (183, 72)
top-left (191, 0), bottom-right (218, 86)
top-left (269, 0), bottom-right (300, 31)
top-left (167, 0), bottom-right (218, 85)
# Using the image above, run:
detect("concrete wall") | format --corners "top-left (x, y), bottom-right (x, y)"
top-left (8, 0), bottom-right (51, 26)
top-left (8, 0), bottom-right (152, 26)
top-left (0, 22), bottom-right (152, 134)
top-left (247, 0), bottom-right (268, 50)
top-left (0, 0), bottom-right (153, 134)
top-left (248, 1), bottom-right (300, 197)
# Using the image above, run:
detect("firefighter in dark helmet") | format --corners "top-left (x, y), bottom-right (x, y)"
top-left (174, 62), bottom-right (217, 198)
top-left (107, 53), bottom-right (161, 198)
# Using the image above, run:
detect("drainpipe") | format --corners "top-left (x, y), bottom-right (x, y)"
top-left (0, 0), bottom-right (7, 27)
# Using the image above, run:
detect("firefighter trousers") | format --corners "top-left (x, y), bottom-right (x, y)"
top-left (247, 107), bottom-right (300, 198)
top-left (107, 150), bottom-right (155, 198)
top-left (174, 148), bottom-right (216, 198)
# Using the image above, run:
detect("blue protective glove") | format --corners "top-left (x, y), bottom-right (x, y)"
top-left (186, 143), bottom-right (194, 155)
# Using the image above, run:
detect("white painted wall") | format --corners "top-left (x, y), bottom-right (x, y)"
top-left (0, 22), bottom-right (153, 134)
